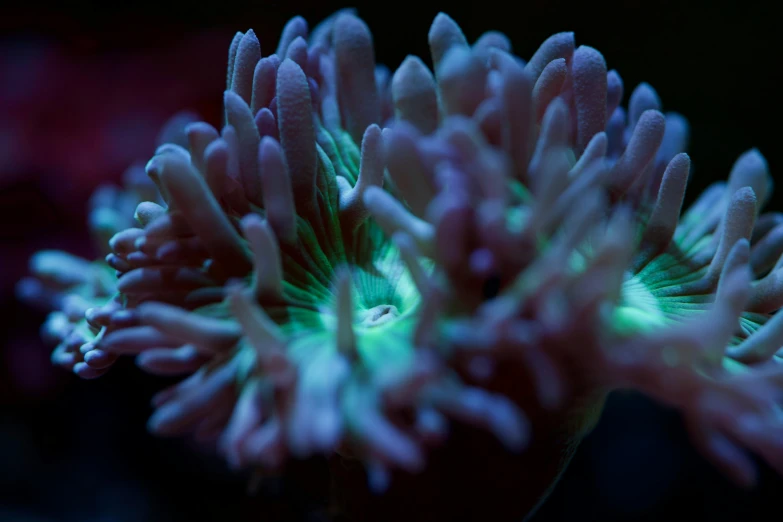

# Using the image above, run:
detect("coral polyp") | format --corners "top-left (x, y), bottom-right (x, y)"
top-left (21, 8), bottom-right (783, 520)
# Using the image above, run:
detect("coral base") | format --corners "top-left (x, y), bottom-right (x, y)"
top-left (329, 367), bottom-right (608, 521)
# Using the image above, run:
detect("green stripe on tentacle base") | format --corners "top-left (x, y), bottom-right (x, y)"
top-left (619, 251), bottom-right (769, 346)
top-left (223, 115), bottom-right (427, 387)
top-left (615, 184), bottom-right (771, 362)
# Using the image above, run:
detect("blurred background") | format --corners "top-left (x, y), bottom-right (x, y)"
top-left (1, 1), bottom-right (780, 520)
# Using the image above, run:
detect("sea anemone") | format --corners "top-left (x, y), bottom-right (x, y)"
top-left (21, 8), bottom-right (783, 521)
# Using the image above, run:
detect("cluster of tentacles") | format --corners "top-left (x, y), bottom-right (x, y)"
top-left (21, 9), bottom-right (783, 490)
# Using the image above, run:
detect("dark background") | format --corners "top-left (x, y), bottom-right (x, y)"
top-left (1, 1), bottom-right (780, 521)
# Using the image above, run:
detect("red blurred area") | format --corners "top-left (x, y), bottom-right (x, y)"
top-left (0, 30), bottom-right (228, 194)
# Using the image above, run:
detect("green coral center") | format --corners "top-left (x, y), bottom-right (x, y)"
top-left (359, 304), bottom-right (401, 327)
top-left (614, 272), bottom-right (668, 334)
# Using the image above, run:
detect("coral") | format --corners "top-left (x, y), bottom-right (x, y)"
top-left (18, 112), bottom-right (197, 372)
top-left (21, 8), bottom-right (783, 520)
